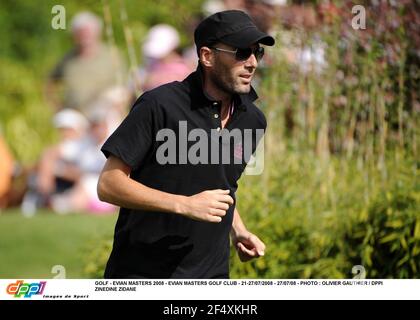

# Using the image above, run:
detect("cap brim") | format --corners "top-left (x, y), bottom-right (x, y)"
top-left (219, 27), bottom-right (275, 49)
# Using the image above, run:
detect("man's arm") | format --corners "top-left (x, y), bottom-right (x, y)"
top-left (231, 207), bottom-right (265, 262)
top-left (97, 155), bottom-right (234, 223)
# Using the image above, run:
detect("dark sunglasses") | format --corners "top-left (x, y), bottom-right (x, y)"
top-left (210, 46), bottom-right (265, 61)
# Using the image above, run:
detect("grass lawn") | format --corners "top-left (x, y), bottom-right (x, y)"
top-left (0, 209), bottom-right (117, 279)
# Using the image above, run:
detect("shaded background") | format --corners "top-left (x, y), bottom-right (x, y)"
top-left (0, 0), bottom-right (419, 279)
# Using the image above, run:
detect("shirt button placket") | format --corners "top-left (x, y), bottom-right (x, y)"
top-left (212, 101), bottom-right (221, 132)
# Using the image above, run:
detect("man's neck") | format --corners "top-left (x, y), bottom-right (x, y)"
top-left (202, 72), bottom-right (235, 129)
top-left (203, 73), bottom-right (232, 111)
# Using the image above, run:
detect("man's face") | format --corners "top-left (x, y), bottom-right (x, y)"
top-left (90, 121), bottom-right (109, 143)
top-left (73, 23), bottom-right (100, 49)
top-left (58, 127), bottom-right (82, 141)
top-left (209, 42), bottom-right (259, 95)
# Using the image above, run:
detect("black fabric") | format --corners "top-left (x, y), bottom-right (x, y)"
top-left (194, 10), bottom-right (275, 51)
top-left (54, 177), bottom-right (75, 194)
top-left (101, 65), bottom-right (266, 279)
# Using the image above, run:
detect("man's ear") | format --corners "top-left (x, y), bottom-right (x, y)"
top-left (199, 46), bottom-right (214, 68)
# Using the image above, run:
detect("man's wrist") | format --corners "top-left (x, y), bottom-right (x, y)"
top-left (230, 225), bottom-right (248, 242)
top-left (173, 195), bottom-right (189, 216)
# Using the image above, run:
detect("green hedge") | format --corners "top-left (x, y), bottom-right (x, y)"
top-left (344, 188), bottom-right (420, 278)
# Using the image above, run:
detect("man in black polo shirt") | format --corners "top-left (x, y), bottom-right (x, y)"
top-left (98, 10), bottom-right (275, 278)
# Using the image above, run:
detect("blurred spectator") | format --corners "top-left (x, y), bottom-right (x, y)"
top-left (202, 0), bottom-right (229, 16)
top-left (46, 11), bottom-right (126, 115)
top-left (223, 0), bottom-right (246, 11)
top-left (276, 4), bottom-right (327, 74)
top-left (134, 24), bottom-right (191, 92)
top-left (202, 0), bottom-right (246, 16)
top-left (0, 133), bottom-right (14, 210)
top-left (245, 0), bottom-right (286, 33)
top-left (88, 86), bottom-right (131, 133)
top-left (181, 15), bottom-right (204, 72)
top-left (21, 109), bottom-right (88, 216)
top-left (50, 108), bottom-right (115, 215)
top-left (182, 44), bottom-right (200, 72)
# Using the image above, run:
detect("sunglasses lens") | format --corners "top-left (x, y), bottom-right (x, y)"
top-left (235, 47), bottom-right (264, 61)
top-left (255, 47), bottom-right (264, 61)
top-left (236, 48), bottom-right (253, 60)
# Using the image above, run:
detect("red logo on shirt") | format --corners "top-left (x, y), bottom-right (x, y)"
top-left (234, 143), bottom-right (243, 160)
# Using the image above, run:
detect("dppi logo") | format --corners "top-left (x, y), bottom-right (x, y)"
top-left (6, 280), bottom-right (46, 298)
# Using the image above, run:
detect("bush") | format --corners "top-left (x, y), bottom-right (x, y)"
top-left (83, 238), bottom-right (113, 279)
top-left (344, 187), bottom-right (420, 278)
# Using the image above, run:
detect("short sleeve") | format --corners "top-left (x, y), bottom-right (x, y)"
top-left (101, 94), bottom-right (158, 170)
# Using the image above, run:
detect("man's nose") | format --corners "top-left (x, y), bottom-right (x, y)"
top-left (245, 53), bottom-right (258, 69)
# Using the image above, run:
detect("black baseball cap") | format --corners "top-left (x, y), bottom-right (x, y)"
top-left (194, 10), bottom-right (275, 53)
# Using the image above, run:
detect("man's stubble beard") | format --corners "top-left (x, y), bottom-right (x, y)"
top-left (210, 59), bottom-right (251, 96)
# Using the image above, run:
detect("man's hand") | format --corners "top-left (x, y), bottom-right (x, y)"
top-left (179, 189), bottom-right (234, 223)
top-left (231, 230), bottom-right (265, 262)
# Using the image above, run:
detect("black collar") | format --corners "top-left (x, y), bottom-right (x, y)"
top-left (184, 64), bottom-right (258, 111)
